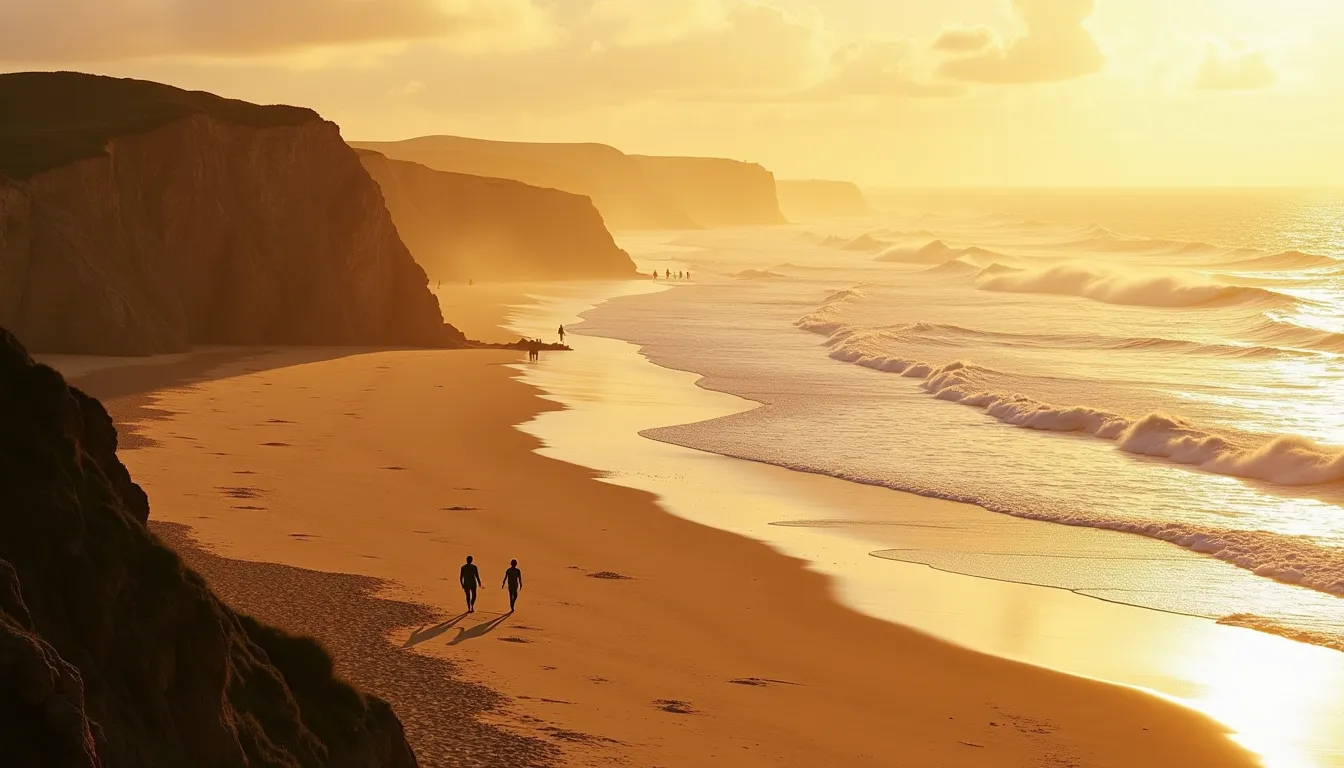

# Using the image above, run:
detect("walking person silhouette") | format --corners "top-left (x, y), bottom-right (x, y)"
top-left (558, 325), bottom-right (566, 344)
top-left (501, 559), bottom-right (523, 612)
top-left (460, 556), bottom-right (482, 613)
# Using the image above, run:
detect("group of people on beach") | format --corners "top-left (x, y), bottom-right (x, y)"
top-left (523, 325), bottom-right (566, 362)
top-left (652, 269), bottom-right (691, 280)
top-left (459, 556), bottom-right (524, 613)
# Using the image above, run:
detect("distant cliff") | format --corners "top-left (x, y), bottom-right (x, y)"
top-left (776, 180), bottom-right (871, 220)
top-left (0, 327), bottom-right (417, 767)
top-left (352, 135), bottom-right (692, 230)
top-left (357, 151), bottom-right (637, 282)
top-left (632, 156), bottom-right (786, 228)
top-left (351, 135), bottom-right (787, 230)
top-left (0, 72), bottom-right (463, 355)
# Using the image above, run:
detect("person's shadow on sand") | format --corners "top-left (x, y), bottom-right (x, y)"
top-left (402, 613), bottom-right (470, 649)
top-left (447, 613), bottom-right (510, 646)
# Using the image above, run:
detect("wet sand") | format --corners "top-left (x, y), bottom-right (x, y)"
top-left (58, 290), bottom-right (1258, 768)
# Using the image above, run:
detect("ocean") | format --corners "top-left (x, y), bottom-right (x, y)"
top-left (575, 188), bottom-right (1344, 654)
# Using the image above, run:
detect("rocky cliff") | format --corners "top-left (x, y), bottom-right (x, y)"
top-left (632, 156), bottom-right (787, 228)
top-left (357, 151), bottom-right (637, 282)
top-left (0, 327), bottom-right (417, 767)
top-left (776, 179), bottom-right (871, 220)
top-left (351, 136), bottom-right (788, 230)
top-left (351, 135), bottom-right (692, 231)
top-left (0, 72), bottom-right (463, 356)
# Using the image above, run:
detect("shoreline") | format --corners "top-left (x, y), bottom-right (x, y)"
top-left (56, 284), bottom-right (1269, 767)
top-left (505, 279), bottom-right (1344, 768)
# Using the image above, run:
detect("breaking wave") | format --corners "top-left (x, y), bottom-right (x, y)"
top-left (877, 240), bottom-right (1008, 265)
top-left (974, 264), bottom-right (1297, 308)
top-left (817, 321), bottom-right (1309, 360)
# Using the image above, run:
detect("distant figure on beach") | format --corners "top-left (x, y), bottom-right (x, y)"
top-left (436, 281), bottom-right (441, 289)
top-left (558, 325), bottom-right (566, 344)
top-left (501, 559), bottom-right (523, 612)
top-left (687, 271), bottom-right (692, 280)
top-left (651, 270), bottom-right (658, 280)
top-left (460, 556), bottom-right (482, 613)
top-left (665, 269), bottom-right (671, 279)
top-left (469, 279), bottom-right (474, 286)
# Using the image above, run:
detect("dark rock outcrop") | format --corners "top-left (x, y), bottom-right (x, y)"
top-left (0, 72), bottom-right (463, 355)
top-left (631, 156), bottom-right (786, 228)
top-left (776, 179), bottom-right (871, 220)
top-left (0, 326), bottom-right (417, 767)
top-left (351, 135), bottom-right (692, 231)
top-left (351, 136), bottom-right (788, 230)
top-left (357, 151), bottom-right (637, 282)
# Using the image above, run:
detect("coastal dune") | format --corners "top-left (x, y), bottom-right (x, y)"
top-left (65, 288), bottom-right (1259, 768)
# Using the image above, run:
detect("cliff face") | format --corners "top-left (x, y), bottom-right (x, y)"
top-left (0, 327), bottom-right (416, 767)
top-left (632, 156), bottom-right (787, 228)
top-left (776, 179), bottom-right (871, 220)
top-left (352, 136), bottom-right (692, 231)
top-left (358, 151), bottom-right (637, 282)
top-left (0, 73), bottom-right (462, 356)
top-left (351, 136), bottom-right (788, 231)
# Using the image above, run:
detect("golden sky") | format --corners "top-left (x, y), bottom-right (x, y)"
top-left (3, 0), bottom-right (1342, 187)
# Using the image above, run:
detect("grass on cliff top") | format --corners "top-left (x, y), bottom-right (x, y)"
top-left (0, 71), bottom-right (319, 180)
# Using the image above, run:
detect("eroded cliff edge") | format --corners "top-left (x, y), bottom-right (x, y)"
top-left (352, 135), bottom-right (787, 230)
top-left (776, 179), bottom-right (871, 220)
top-left (352, 135), bottom-right (692, 231)
top-left (0, 327), bottom-right (417, 767)
top-left (357, 151), bottom-right (637, 282)
top-left (632, 155), bottom-right (786, 228)
top-left (0, 72), bottom-right (462, 355)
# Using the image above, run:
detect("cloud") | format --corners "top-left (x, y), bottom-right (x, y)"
top-left (1195, 42), bottom-right (1277, 91)
top-left (0, 0), bottom-right (556, 62)
top-left (810, 39), bottom-right (960, 99)
top-left (578, 2), bottom-right (826, 97)
top-left (932, 26), bottom-right (994, 53)
top-left (587, 0), bottom-right (731, 46)
top-left (936, 0), bottom-right (1105, 84)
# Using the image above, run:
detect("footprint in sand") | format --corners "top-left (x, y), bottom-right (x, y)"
top-left (728, 678), bottom-right (801, 688)
top-left (218, 486), bottom-right (265, 499)
top-left (232, 505), bottom-right (267, 511)
top-left (498, 636), bottom-right (532, 644)
top-left (539, 727), bottom-right (624, 746)
top-left (382, 466), bottom-right (409, 471)
top-left (441, 506), bottom-right (480, 511)
top-left (653, 699), bottom-right (695, 715)
top-left (260, 441), bottom-right (291, 447)
top-left (587, 571), bottom-right (632, 580)
top-left (289, 533), bottom-right (318, 540)
top-left (233, 470), bottom-right (257, 475)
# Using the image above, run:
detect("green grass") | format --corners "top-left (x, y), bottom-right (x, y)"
top-left (0, 71), bottom-right (318, 180)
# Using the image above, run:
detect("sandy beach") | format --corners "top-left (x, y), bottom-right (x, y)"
top-left (56, 285), bottom-right (1261, 768)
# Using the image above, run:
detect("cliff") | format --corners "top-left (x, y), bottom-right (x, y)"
top-left (776, 179), bottom-right (871, 220)
top-left (357, 151), bottom-right (637, 282)
top-left (0, 327), bottom-right (417, 767)
top-left (351, 135), bottom-right (692, 230)
top-left (0, 72), bottom-right (463, 356)
top-left (632, 155), bottom-right (787, 228)
top-left (351, 136), bottom-right (788, 230)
